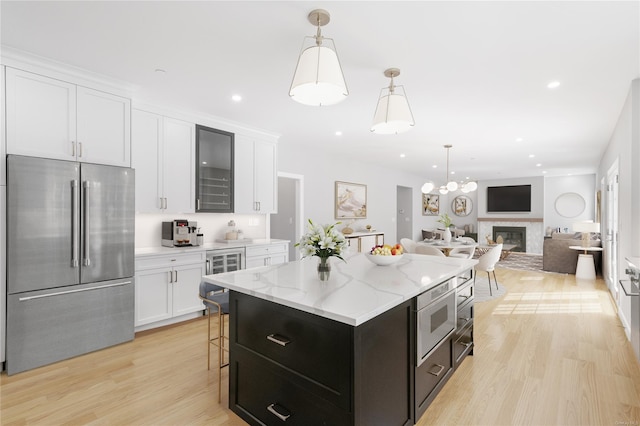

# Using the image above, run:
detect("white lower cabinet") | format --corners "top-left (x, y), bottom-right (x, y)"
top-left (245, 242), bottom-right (289, 269)
top-left (135, 252), bottom-right (205, 329)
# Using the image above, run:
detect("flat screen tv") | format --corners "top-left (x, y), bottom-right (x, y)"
top-left (487, 185), bottom-right (531, 212)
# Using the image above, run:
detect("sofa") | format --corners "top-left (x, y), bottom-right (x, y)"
top-left (542, 233), bottom-right (602, 274)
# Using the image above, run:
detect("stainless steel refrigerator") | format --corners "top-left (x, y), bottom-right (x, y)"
top-left (6, 155), bottom-right (135, 375)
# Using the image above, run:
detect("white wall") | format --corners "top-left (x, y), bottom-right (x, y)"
top-left (544, 174), bottom-right (596, 234)
top-left (597, 78), bottom-right (640, 359)
top-left (277, 142), bottom-right (477, 244)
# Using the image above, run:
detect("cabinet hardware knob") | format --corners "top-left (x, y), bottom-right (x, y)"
top-left (428, 364), bottom-right (446, 377)
top-left (266, 334), bottom-right (291, 346)
top-left (267, 403), bottom-right (291, 421)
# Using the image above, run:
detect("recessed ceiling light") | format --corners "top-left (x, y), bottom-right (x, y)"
top-left (432, 165), bottom-right (437, 168)
top-left (547, 81), bottom-right (560, 89)
top-left (335, 131), bottom-right (342, 136)
top-left (542, 170), bottom-right (547, 174)
top-left (529, 154), bottom-right (535, 158)
top-left (231, 94), bottom-right (242, 102)
top-left (536, 163), bottom-right (542, 167)
top-left (399, 153), bottom-right (406, 158)
top-left (450, 171), bottom-right (455, 175)
top-left (516, 137), bottom-right (523, 142)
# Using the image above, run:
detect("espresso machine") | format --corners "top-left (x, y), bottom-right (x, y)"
top-left (162, 220), bottom-right (198, 247)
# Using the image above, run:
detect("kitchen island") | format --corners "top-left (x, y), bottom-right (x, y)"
top-left (203, 253), bottom-right (477, 425)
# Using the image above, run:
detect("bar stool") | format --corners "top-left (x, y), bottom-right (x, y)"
top-left (199, 281), bottom-right (230, 402)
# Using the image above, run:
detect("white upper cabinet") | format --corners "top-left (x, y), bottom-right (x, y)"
top-left (5, 68), bottom-right (130, 167)
top-left (76, 86), bottom-right (131, 166)
top-left (132, 109), bottom-right (194, 214)
top-left (234, 135), bottom-right (277, 214)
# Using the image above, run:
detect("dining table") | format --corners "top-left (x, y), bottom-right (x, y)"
top-left (417, 239), bottom-right (478, 256)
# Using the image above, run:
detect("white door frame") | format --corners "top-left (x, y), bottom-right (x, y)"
top-left (274, 172), bottom-right (304, 258)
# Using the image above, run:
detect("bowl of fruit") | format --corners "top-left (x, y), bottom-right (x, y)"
top-left (365, 244), bottom-right (404, 266)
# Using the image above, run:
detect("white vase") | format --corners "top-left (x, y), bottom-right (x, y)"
top-left (444, 228), bottom-right (452, 243)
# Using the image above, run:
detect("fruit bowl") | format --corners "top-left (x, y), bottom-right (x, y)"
top-left (365, 253), bottom-right (403, 266)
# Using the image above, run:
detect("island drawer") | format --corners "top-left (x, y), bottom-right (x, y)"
top-left (231, 292), bottom-right (352, 410)
top-left (245, 243), bottom-right (287, 258)
top-left (453, 323), bottom-right (473, 367)
top-left (456, 299), bottom-right (473, 331)
top-left (415, 338), bottom-right (452, 416)
top-left (232, 349), bottom-right (351, 426)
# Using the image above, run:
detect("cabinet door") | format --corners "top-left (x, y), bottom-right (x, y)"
top-left (233, 135), bottom-right (255, 214)
top-left (132, 109), bottom-right (162, 212)
top-left (76, 86), bottom-right (131, 167)
top-left (5, 68), bottom-right (77, 160)
top-left (135, 268), bottom-right (172, 326)
top-left (163, 118), bottom-right (195, 213)
top-left (268, 253), bottom-right (288, 266)
top-left (195, 125), bottom-right (234, 213)
top-left (172, 263), bottom-right (207, 317)
top-left (245, 256), bottom-right (267, 269)
top-left (1, 66), bottom-right (6, 186)
top-left (253, 140), bottom-right (277, 213)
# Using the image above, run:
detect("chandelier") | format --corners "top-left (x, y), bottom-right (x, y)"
top-left (421, 145), bottom-right (477, 195)
top-left (289, 9), bottom-right (348, 106)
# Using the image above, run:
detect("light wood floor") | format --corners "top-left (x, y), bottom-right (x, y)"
top-left (2, 268), bottom-right (639, 425)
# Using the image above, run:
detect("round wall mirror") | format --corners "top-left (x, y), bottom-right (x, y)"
top-left (555, 192), bottom-right (586, 218)
top-left (452, 195), bottom-right (473, 216)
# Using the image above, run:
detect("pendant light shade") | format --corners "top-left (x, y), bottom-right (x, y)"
top-left (421, 181), bottom-right (435, 194)
top-left (289, 9), bottom-right (348, 106)
top-left (371, 68), bottom-right (414, 134)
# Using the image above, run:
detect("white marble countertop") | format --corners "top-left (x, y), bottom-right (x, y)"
top-left (135, 239), bottom-right (290, 257)
top-left (202, 253), bottom-right (477, 326)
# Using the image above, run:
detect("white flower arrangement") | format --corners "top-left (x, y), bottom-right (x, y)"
top-left (296, 219), bottom-right (348, 260)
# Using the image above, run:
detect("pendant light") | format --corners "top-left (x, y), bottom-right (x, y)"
top-left (289, 9), bottom-right (348, 106)
top-left (371, 68), bottom-right (415, 134)
top-left (421, 145), bottom-right (477, 194)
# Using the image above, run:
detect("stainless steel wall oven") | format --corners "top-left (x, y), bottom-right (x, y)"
top-left (416, 278), bottom-right (457, 366)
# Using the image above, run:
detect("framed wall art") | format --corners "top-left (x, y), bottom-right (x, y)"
top-left (422, 193), bottom-right (439, 216)
top-left (452, 195), bottom-right (473, 216)
top-left (335, 181), bottom-right (367, 219)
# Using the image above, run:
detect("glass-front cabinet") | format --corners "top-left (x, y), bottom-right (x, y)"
top-left (195, 125), bottom-right (234, 213)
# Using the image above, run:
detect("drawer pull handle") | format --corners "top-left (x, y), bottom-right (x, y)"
top-left (267, 403), bottom-right (290, 421)
top-left (461, 317), bottom-right (472, 322)
top-left (428, 364), bottom-right (446, 377)
top-left (266, 334), bottom-right (291, 346)
top-left (462, 342), bottom-right (472, 348)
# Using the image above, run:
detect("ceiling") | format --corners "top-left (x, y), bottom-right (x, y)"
top-left (2, 1), bottom-right (639, 183)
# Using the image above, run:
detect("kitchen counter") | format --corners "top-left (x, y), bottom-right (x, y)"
top-left (134, 238), bottom-right (290, 257)
top-left (202, 252), bottom-right (477, 326)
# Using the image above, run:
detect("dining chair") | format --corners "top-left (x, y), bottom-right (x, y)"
top-left (474, 243), bottom-right (503, 295)
top-left (449, 237), bottom-right (476, 259)
top-left (400, 238), bottom-right (417, 253)
top-left (414, 245), bottom-right (447, 257)
top-left (199, 281), bottom-right (230, 402)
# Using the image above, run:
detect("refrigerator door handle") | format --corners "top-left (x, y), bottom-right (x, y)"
top-left (83, 180), bottom-right (91, 266)
top-left (71, 180), bottom-right (79, 268)
top-left (18, 281), bottom-right (133, 301)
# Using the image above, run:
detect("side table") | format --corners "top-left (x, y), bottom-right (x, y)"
top-left (569, 246), bottom-right (604, 280)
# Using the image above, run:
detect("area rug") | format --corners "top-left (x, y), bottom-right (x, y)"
top-left (473, 251), bottom-right (544, 273)
top-left (473, 276), bottom-right (508, 302)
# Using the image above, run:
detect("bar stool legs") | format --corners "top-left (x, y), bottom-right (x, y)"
top-left (206, 305), bottom-right (229, 403)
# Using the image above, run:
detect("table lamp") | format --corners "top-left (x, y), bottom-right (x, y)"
top-left (573, 221), bottom-right (600, 249)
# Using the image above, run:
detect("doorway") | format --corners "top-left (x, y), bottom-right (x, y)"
top-left (604, 161), bottom-right (619, 297)
top-left (270, 173), bottom-right (304, 261)
top-left (396, 186), bottom-right (413, 241)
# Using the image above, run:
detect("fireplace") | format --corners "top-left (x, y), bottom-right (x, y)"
top-left (493, 226), bottom-right (526, 252)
